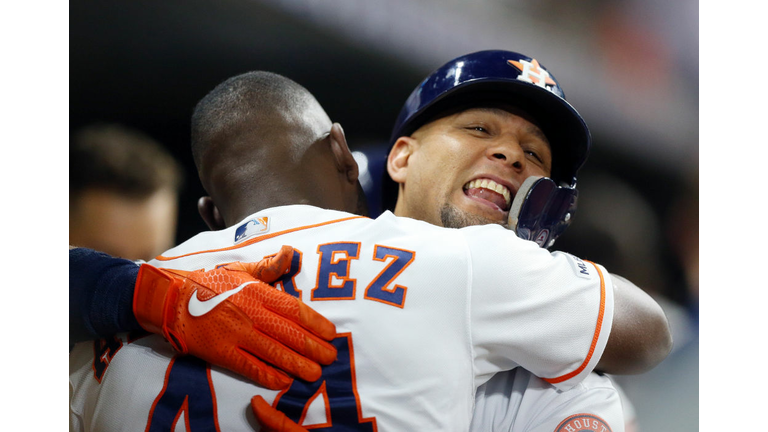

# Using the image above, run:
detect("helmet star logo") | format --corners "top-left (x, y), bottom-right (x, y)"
top-left (507, 59), bottom-right (557, 88)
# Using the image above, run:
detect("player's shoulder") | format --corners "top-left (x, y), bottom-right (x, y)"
top-left (377, 211), bottom-right (526, 242)
top-left (374, 210), bottom-right (445, 231)
top-left (151, 205), bottom-right (363, 262)
top-left (457, 222), bottom-right (545, 252)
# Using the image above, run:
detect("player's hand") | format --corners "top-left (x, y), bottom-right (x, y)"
top-left (132, 245), bottom-right (337, 390)
top-left (251, 396), bottom-right (308, 432)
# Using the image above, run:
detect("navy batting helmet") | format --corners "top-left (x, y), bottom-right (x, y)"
top-left (382, 49), bottom-right (591, 211)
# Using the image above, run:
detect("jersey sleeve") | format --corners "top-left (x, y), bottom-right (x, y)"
top-left (470, 369), bottom-right (624, 432)
top-left (522, 374), bottom-right (625, 432)
top-left (69, 247), bottom-right (143, 345)
top-left (462, 225), bottom-right (614, 390)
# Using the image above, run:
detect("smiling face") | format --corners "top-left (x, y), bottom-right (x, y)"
top-left (387, 106), bottom-right (552, 228)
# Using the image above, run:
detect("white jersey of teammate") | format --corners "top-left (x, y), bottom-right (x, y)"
top-left (70, 205), bottom-right (615, 431)
top-left (470, 369), bottom-right (627, 432)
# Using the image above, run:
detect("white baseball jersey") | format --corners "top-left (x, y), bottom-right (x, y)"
top-left (70, 205), bottom-right (614, 432)
top-left (470, 369), bottom-right (625, 432)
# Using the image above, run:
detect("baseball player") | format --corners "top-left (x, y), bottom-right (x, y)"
top-left (254, 50), bottom-right (649, 432)
top-left (385, 50), bottom-right (640, 432)
top-left (70, 70), bottom-right (667, 431)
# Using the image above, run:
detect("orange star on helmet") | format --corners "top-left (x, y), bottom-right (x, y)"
top-left (507, 58), bottom-right (557, 87)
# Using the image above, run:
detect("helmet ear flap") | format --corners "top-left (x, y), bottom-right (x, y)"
top-left (508, 176), bottom-right (578, 249)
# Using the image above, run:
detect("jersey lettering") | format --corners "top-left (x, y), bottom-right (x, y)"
top-left (364, 246), bottom-right (415, 308)
top-left (92, 336), bottom-right (123, 383)
top-left (273, 248), bottom-right (303, 298)
top-left (274, 333), bottom-right (377, 431)
top-left (145, 356), bottom-right (220, 432)
top-left (312, 242), bottom-right (360, 301)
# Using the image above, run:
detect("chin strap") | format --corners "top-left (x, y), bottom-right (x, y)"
top-left (508, 176), bottom-right (578, 249)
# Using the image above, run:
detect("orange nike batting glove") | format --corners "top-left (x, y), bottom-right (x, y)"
top-left (251, 395), bottom-right (309, 432)
top-left (132, 245), bottom-right (337, 390)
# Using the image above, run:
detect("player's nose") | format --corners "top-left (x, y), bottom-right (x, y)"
top-left (485, 139), bottom-right (526, 173)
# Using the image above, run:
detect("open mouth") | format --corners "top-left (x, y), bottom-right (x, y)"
top-left (463, 178), bottom-right (512, 211)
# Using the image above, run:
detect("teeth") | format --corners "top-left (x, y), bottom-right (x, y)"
top-left (494, 183), bottom-right (505, 195)
top-left (464, 178), bottom-right (511, 206)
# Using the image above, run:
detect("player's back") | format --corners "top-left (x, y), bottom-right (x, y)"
top-left (70, 204), bottom-right (614, 431)
top-left (70, 205), bottom-right (480, 431)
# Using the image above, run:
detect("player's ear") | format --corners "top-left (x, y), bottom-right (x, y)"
top-left (329, 122), bottom-right (358, 184)
top-left (387, 136), bottom-right (415, 184)
top-left (197, 196), bottom-right (226, 231)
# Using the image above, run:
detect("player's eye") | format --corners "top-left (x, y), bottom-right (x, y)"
top-left (523, 147), bottom-right (548, 165)
top-left (525, 150), bottom-right (542, 162)
top-left (465, 125), bottom-right (490, 134)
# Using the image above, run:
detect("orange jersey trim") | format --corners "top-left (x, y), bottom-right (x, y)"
top-left (154, 216), bottom-right (366, 261)
top-left (543, 261), bottom-right (606, 384)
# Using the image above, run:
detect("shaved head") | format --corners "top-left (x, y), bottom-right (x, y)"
top-left (192, 71), bottom-right (331, 177)
top-left (190, 71), bottom-right (364, 227)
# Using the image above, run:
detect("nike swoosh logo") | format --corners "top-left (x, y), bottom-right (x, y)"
top-left (188, 281), bottom-right (257, 317)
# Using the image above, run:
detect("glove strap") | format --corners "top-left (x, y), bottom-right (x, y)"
top-left (508, 176), bottom-right (578, 249)
top-left (133, 264), bottom-right (183, 336)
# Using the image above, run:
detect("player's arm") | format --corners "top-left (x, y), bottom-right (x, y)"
top-left (509, 179), bottom-right (672, 375)
top-left (69, 246), bottom-right (337, 389)
top-left (466, 230), bottom-right (671, 388)
top-left (598, 274), bottom-right (672, 375)
top-left (70, 246), bottom-right (144, 343)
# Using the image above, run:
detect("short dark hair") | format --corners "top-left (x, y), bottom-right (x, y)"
top-left (70, 124), bottom-right (184, 200)
top-left (190, 71), bottom-right (312, 172)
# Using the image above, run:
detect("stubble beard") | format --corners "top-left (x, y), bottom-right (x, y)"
top-left (439, 202), bottom-right (508, 229)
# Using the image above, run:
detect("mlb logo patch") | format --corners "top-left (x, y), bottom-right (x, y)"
top-left (564, 253), bottom-right (592, 279)
top-left (234, 217), bottom-right (270, 243)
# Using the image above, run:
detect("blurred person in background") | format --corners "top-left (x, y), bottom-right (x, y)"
top-left (70, 124), bottom-right (184, 261)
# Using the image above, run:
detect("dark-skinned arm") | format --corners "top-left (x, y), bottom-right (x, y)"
top-left (596, 273), bottom-right (673, 374)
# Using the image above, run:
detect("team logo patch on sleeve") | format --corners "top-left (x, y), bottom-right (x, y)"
top-left (234, 217), bottom-right (270, 243)
top-left (554, 413), bottom-right (612, 432)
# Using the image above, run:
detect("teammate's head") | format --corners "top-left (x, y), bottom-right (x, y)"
top-left (384, 50), bottom-right (590, 229)
top-left (191, 71), bottom-right (366, 229)
top-left (70, 124), bottom-right (184, 260)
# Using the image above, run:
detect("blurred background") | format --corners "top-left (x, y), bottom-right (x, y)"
top-left (69, 0), bottom-right (698, 429)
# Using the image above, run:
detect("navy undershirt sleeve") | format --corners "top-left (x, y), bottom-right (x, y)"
top-left (69, 247), bottom-right (143, 345)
